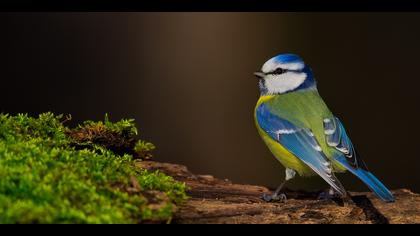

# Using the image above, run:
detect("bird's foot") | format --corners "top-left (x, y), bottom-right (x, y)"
top-left (317, 188), bottom-right (342, 201)
top-left (261, 193), bottom-right (287, 203)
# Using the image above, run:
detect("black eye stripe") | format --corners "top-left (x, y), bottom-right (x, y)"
top-left (273, 68), bottom-right (285, 74)
top-left (267, 68), bottom-right (299, 75)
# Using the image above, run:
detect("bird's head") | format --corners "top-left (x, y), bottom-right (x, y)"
top-left (254, 54), bottom-right (316, 95)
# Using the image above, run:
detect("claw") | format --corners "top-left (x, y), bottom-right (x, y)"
top-left (261, 193), bottom-right (287, 203)
top-left (262, 193), bottom-right (273, 202)
top-left (317, 188), bottom-right (341, 201)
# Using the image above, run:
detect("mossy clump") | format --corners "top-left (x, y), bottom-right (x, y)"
top-left (0, 112), bottom-right (187, 224)
top-left (67, 113), bottom-right (155, 160)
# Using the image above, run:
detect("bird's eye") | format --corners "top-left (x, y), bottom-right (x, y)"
top-left (272, 68), bottom-right (286, 74)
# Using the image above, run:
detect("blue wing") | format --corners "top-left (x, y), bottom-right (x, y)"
top-left (324, 117), bottom-right (395, 202)
top-left (256, 103), bottom-right (347, 197)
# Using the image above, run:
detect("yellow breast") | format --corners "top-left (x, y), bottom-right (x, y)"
top-left (254, 95), bottom-right (315, 177)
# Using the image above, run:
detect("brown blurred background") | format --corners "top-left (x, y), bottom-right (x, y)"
top-left (0, 13), bottom-right (419, 192)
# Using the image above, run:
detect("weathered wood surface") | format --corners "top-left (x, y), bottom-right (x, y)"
top-left (136, 161), bottom-right (419, 224)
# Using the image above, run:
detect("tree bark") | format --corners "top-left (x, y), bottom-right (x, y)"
top-left (136, 161), bottom-right (419, 224)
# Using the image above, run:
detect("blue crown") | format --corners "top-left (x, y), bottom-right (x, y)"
top-left (272, 54), bottom-right (304, 64)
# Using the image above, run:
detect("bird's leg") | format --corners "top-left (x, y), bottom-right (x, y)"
top-left (262, 181), bottom-right (287, 202)
top-left (262, 168), bottom-right (296, 203)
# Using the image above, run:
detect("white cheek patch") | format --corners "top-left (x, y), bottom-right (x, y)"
top-left (264, 72), bottom-right (307, 94)
top-left (277, 62), bottom-right (304, 71)
top-left (262, 59), bottom-right (304, 73)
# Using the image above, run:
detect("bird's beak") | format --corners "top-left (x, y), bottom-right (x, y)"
top-left (254, 71), bottom-right (265, 79)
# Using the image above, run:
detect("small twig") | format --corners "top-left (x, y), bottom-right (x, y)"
top-left (61, 114), bottom-right (72, 124)
top-left (130, 175), bottom-right (141, 191)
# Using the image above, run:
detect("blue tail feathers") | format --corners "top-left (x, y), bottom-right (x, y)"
top-left (336, 157), bottom-right (395, 202)
top-left (363, 171), bottom-right (395, 202)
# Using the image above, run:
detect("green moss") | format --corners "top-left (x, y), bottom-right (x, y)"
top-left (134, 140), bottom-right (155, 160)
top-left (0, 113), bottom-right (187, 224)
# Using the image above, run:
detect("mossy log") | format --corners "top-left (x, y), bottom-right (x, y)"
top-left (137, 161), bottom-right (420, 224)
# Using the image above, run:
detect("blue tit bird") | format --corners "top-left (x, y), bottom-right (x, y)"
top-left (254, 53), bottom-right (395, 202)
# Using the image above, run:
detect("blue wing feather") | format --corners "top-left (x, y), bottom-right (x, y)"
top-left (324, 118), bottom-right (395, 202)
top-left (256, 103), bottom-right (347, 196)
